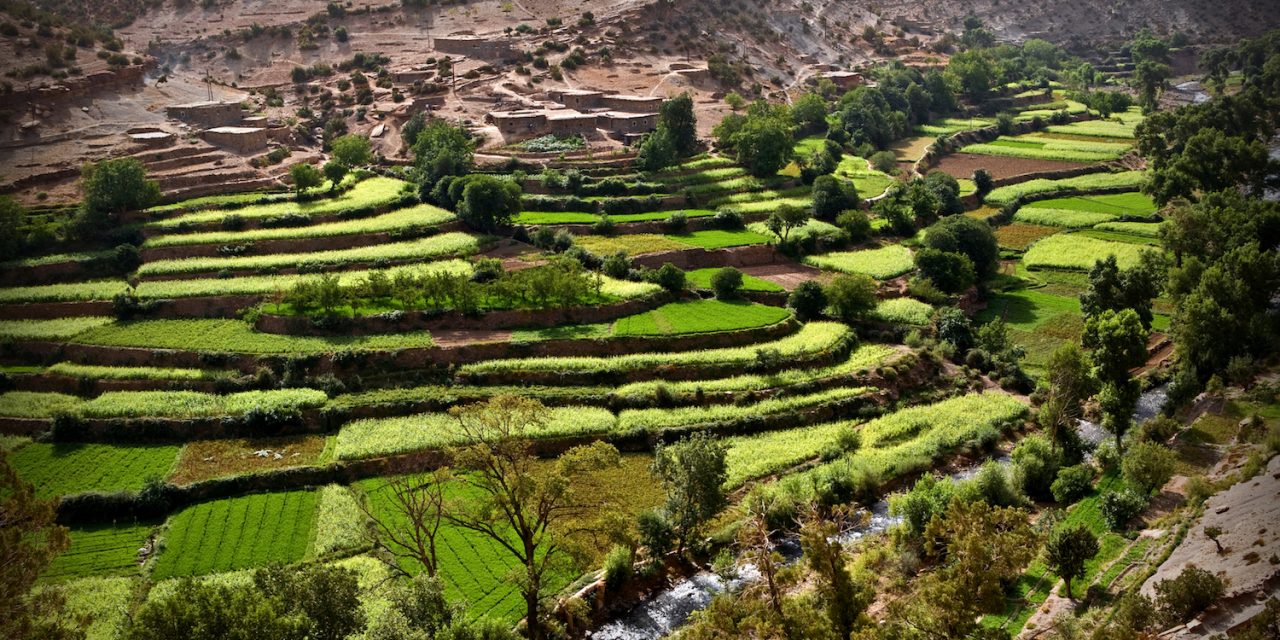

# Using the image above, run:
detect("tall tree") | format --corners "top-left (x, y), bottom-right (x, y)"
top-left (361, 469), bottom-right (449, 578)
top-left (799, 509), bottom-right (872, 638)
top-left (1044, 525), bottom-right (1099, 600)
top-left (659, 93), bottom-right (698, 157)
top-left (1038, 343), bottom-right (1096, 457)
top-left (652, 432), bottom-right (728, 555)
top-left (445, 396), bottom-right (621, 640)
top-left (1079, 252), bottom-right (1166, 328)
top-left (1084, 309), bottom-right (1149, 452)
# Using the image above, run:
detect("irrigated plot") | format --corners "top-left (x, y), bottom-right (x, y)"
top-left (43, 521), bottom-right (156, 580)
top-left (12, 442), bottom-right (179, 498)
top-left (611, 299), bottom-right (790, 336)
top-left (150, 490), bottom-right (319, 579)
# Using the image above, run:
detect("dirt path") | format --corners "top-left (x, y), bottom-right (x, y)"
top-left (740, 262), bottom-right (830, 290)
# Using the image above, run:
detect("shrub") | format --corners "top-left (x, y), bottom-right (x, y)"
top-left (592, 215), bottom-right (616, 236)
top-left (914, 248), bottom-right (975, 294)
top-left (869, 151), bottom-right (897, 174)
top-left (788, 281), bottom-right (827, 321)
top-left (1012, 434), bottom-right (1060, 500)
top-left (602, 252), bottom-right (630, 279)
top-left (652, 263), bottom-right (685, 292)
top-left (713, 208), bottom-right (744, 230)
top-left (1122, 441), bottom-right (1176, 494)
top-left (1099, 488), bottom-right (1148, 530)
top-left (824, 273), bottom-right (877, 323)
top-left (637, 510), bottom-right (674, 561)
top-left (711, 267), bottom-right (744, 300)
top-left (663, 212), bottom-right (688, 233)
top-left (1050, 464), bottom-right (1094, 504)
top-left (972, 168), bottom-right (994, 196)
top-left (603, 545), bottom-right (633, 591)
top-left (1154, 567), bottom-right (1226, 626)
top-left (959, 461), bottom-right (1023, 508)
top-left (835, 209), bottom-right (871, 243)
top-left (811, 175), bottom-right (860, 218)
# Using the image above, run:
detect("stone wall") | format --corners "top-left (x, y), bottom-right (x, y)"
top-left (166, 101), bottom-right (243, 128)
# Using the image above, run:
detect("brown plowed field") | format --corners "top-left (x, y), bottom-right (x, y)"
top-left (931, 153), bottom-right (1091, 181)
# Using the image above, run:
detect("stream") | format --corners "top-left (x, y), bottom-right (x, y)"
top-left (588, 385), bottom-right (1170, 640)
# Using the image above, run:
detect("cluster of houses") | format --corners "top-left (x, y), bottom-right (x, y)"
top-left (485, 89), bottom-right (666, 144)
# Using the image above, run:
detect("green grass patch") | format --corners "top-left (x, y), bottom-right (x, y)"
top-left (835, 156), bottom-right (897, 198)
top-left (1077, 229), bottom-right (1163, 246)
top-left (32, 576), bottom-right (135, 639)
top-left (514, 209), bottom-right (717, 224)
top-left (72, 319), bottom-right (436, 353)
top-left (1014, 207), bottom-right (1118, 228)
top-left (12, 442), bottom-right (179, 498)
top-left (985, 171), bottom-right (1147, 207)
top-left (573, 234), bottom-right (691, 256)
top-left (151, 490), bottom-right (318, 579)
top-left (803, 245), bottom-right (914, 279)
top-left (1092, 221), bottom-right (1163, 237)
top-left (0, 391), bottom-right (81, 418)
top-left (1029, 192), bottom-right (1156, 216)
top-left (663, 229), bottom-right (772, 249)
top-left (0, 317), bottom-right (115, 340)
top-left (686, 268), bottom-right (784, 292)
top-left (724, 420), bottom-right (853, 487)
top-left (871, 298), bottom-right (933, 325)
top-left (46, 362), bottom-right (234, 381)
top-left (612, 299), bottom-right (790, 336)
top-left (616, 385), bottom-right (874, 434)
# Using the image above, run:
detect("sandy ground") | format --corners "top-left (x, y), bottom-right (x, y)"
top-left (740, 262), bottom-right (831, 290)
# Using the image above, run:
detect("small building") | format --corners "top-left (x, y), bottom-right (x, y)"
top-left (597, 111), bottom-right (658, 137)
top-left (816, 71), bottom-right (863, 90)
top-left (202, 126), bottom-right (267, 153)
top-left (166, 101), bottom-right (243, 128)
top-left (599, 94), bottom-right (665, 112)
top-left (545, 111), bottom-right (599, 137)
top-left (548, 89), bottom-right (605, 111)
top-left (488, 110), bottom-right (550, 140)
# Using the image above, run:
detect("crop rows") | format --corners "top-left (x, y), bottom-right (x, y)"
top-left (459, 321), bottom-right (851, 376)
top-left (724, 419), bottom-right (854, 487)
top-left (615, 385), bottom-right (874, 433)
top-left (46, 362), bottom-right (235, 381)
top-left (151, 490), bottom-right (318, 579)
top-left (960, 135), bottom-right (1131, 162)
top-left (71, 319), bottom-right (437, 353)
top-left (336, 406), bottom-right (617, 460)
top-left (513, 209), bottom-right (717, 224)
top-left (42, 522), bottom-right (156, 580)
top-left (1013, 207), bottom-right (1118, 228)
top-left (145, 204), bottom-right (457, 248)
top-left (1023, 233), bottom-right (1156, 271)
top-left (1027, 192), bottom-right (1156, 216)
top-left (1092, 221), bottom-right (1163, 237)
top-left (612, 300), bottom-right (791, 337)
top-left (984, 171), bottom-right (1147, 206)
top-left (149, 177), bottom-right (408, 228)
top-left (11, 442), bottom-right (179, 498)
top-left (137, 232), bottom-right (478, 276)
top-left (0, 317), bottom-right (114, 340)
top-left (669, 229), bottom-right (773, 249)
top-left (685, 268), bottom-right (783, 292)
top-left (803, 245), bottom-right (915, 280)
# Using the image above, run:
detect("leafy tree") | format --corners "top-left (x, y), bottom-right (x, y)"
top-left (127, 579), bottom-right (309, 640)
top-left (935, 306), bottom-right (974, 352)
top-left (914, 248), bottom-right (975, 294)
top-left (835, 209), bottom-right (871, 243)
top-left (710, 267), bottom-right (743, 300)
top-left (1, 451), bottom-right (79, 640)
top-left (652, 433), bottom-right (727, 555)
top-left (1133, 60), bottom-right (1171, 112)
top-left (732, 111), bottom-right (794, 177)
top-left (799, 511), bottom-right (873, 638)
top-left (1146, 129), bottom-right (1273, 205)
top-left (1044, 525), bottom-right (1099, 599)
top-left (791, 92), bottom-right (828, 133)
top-left (1204, 525), bottom-right (1225, 553)
top-left (658, 93), bottom-right (698, 157)
top-left (445, 396), bottom-right (622, 640)
top-left (330, 133), bottom-right (372, 167)
top-left (1011, 434), bottom-right (1061, 501)
top-left (787, 281), bottom-right (827, 321)
top-left (253, 565), bottom-right (365, 640)
top-left (412, 119), bottom-right (474, 188)
top-left (0, 197), bottom-right (25, 256)
top-left (810, 175), bottom-right (859, 218)
top-left (946, 49), bottom-right (996, 102)
top-left (764, 203), bottom-right (810, 242)
top-left (636, 125), bottom-right (678, 171)
top-left (922, 214), bottom-right (999, 277)
top-left (1079, 252), bottom-right (1166, 328)
top-left (1084, 309), bottom-right (1148, 452)
top-left (889, 474), bottom-right (955, 538)
top-left (401, 111), bottom-right (427, 147)
top-left (1050, 464), bottom-right (1095, 504)
top-left (289, 163), bottom-right (323, 198)
top-left (457, 175), bottom-right (521, 232)
top-left (824, 273), bottom-right (877, 322)
top-left (1099, 488), bottom-right (1148, 530)
top-left (923, 171), bottom-right (964, 216)
top-left (322, 161), bottom-right (348, 190)
top-left (1121, 440), bottom-right (1176, 494)
top-left (74, 157), bottom-right (160, 236)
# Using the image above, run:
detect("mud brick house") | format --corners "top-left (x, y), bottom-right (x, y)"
top-left (165, 101), bottom-right (244, 128)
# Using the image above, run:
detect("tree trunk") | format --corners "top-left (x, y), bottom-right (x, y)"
top-left (1063, 575), bottom-right (1072, 601)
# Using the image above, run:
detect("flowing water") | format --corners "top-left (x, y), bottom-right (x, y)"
top-left (588, 385), bottom-right (1171, 639)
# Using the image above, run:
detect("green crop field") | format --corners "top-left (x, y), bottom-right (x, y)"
top-left (151, 491), bottom-right (318, 579)
top-left (11, 442), bottom-right (179, 498)
top-left (573, 234), bottom-right (692, 256)
top-left (0, 317), bottom-right (114, 340)
top-left (803, 245), bottom-right (915, 279)
top-left (149, 177), bottom-right (409, 229)
top-left (77, 389), bottom-right (328, 419)
top-left (144, 204), bottom-right (456, 248)
top-left (0, 391), bottom-right (82, 418)
top-left (32, 576), bottom-right (135, 640)
top-left (137, 232), bottom-right (478, 276)
top-left (336, 406), bottom-right (616, 460)
top-left (1028, 192), bottom-right (1156, 216)
top-left (614, 385), bottom-right (873, 434)
top-left (72, 319), bottom-right (437, 353)
top-left (1013, 207), bottom-right (1118, 228)
top-left (835, 156), bottom-right (897, 198)
top-left (45, 362), bottom-right (235, 381)
top-left (665, 229), bottom-right (772, 249)
top-left (1043, 115), bottom-right (1141, 139)
top-left (612, 300), bottom-right (790, 336)
top-left (984, 171), bottom-right (1148, 206)
top-left (1091, 221), bottom-right (1163, 237)
top-left (995, 223), bottom-right (1060, 251)
top-left (685, 268), bottom-right (784, 292)
top-left (1022, 233), bottom-right (1156, 271)
top-left (960, 134), bottom-right (1131, 162)
top-left (747, 218), bottom-right (844, 244)
top-left (724, 419), bottom-right (854, 487)
top-left (871, 298), bottom-right (934, 325)
top-left (514, 209), bottom-right (717, 224)
top-left (459, 321), bottom-right (850, 376)
top-left (43, 522), bottom-right (156, 580)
